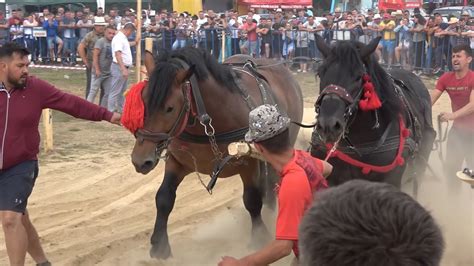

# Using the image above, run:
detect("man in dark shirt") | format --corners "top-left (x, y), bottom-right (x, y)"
top-left (0, 43), bottom-right (120, 266)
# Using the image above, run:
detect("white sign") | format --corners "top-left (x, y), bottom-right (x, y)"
top-left (33, 27), bottom-right (47, 37)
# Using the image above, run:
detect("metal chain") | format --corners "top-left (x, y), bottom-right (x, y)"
top-left (200, 118), bottom-right (224, 162)
top-left (171, 146), bottom-right (211, 194)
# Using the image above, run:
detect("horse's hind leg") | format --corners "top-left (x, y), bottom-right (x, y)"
top-left (241, 159), bottom-right (271, 249)
top-left (150, 156), bottom-right (190, 259)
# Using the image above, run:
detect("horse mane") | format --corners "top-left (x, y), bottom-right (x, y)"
top-left (146, 47), bottom-right (237, 116)
top-left (318, 41), bottom-right (401, 117)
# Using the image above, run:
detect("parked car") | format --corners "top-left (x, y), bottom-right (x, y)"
top-left (433, 6), bottom-right (474, 19)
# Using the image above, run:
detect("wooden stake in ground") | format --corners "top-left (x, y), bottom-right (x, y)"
top-left (135, 0), bottom-right (143, 82)
top-left (42, 108), bottom-right (53, 152)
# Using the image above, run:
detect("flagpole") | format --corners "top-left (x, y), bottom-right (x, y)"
top-left (136, 0), bottom-right (143, 81)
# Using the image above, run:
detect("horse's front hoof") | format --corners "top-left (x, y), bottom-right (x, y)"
top-left (150, 243), bottom-right (172, 259)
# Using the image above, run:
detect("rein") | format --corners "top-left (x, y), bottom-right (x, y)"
top-left (433, 114), bottom-right (449, 162)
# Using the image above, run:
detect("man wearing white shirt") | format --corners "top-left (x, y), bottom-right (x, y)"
top-left (109, 22), bottom-right (135, 112)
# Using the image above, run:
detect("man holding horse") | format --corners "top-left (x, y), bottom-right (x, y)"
top-left (0, 42), bottom-right (121, 266)
top-left (431, 44), bottom-right (474, 182)
top-left (218, 105), bottom-right (332, 266)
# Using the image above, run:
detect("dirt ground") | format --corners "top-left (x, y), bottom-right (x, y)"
top-left (0, 69), bottom-right (472, 266)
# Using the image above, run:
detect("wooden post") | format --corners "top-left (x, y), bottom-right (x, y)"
top-left (42, 109), bottom-right (53, 152)
top-left (142, 37), bottom-right (154, 80)
top-left (221, 30), bottom-right (226, 62)
top-left (136, 0), bottom-right (143, 82)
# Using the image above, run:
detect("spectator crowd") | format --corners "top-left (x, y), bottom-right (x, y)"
top-left (0, 4), bottom-right (473, 108)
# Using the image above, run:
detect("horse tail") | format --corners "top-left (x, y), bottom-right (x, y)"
top-left (257, 161), bottom-right (279, 210)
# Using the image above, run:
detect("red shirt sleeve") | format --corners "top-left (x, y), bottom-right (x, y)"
top-left (275, 171), bottom-right (312, 240)
top-left (30, 76), bottom-right (113, 122)
top-left (435, 73), bottom-right (448, 92)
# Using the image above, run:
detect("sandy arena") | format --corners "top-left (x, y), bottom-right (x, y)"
top-left (0, 70), bottom-right (472, 266)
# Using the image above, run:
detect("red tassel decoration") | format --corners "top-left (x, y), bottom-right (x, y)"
top-left (359, 74), bottom-right (382, 111)
top-left (121, 81), bottom-right (147, 134)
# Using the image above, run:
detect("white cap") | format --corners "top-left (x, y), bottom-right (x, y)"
top-left (276, 8), bottom-right (283, 12)
top-left (373, 14), bottom-right (381, 20)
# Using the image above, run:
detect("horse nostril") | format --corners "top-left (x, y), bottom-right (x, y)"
top-left (142, 160), bottom-right (154, 170)
top-left (334, 121), bottom-right (342, 131)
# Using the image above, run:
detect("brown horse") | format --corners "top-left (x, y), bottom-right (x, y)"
top-left (130, 47), bottom-right (303, 259)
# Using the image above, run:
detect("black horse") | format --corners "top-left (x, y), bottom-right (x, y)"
top-left (310, 35), bottom-right (436, 188)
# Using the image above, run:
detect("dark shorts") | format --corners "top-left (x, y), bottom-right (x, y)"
top-left (0, 160), bottom-right (38, 213)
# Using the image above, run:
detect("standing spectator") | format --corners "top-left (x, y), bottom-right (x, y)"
top-left (378, 13), bottom-right (396, 66)
top-left (109, 22), bottom-right (136, 112)
top-left (282, 22), bottom-right (295, 60)
top-left (302, 16), bottom-right (319, 59)
top-left (0, 12), bottom-right (9, 46)
top-left (60, 11), bottom-right (77, 65)
top-left (240, 17), bottom-right (257, 57)
top-left (394, 17), bottom-right (411, 68)
top-left (172, 16), bottom-right (188, 50)
top-left (295, 21), bottom-right (309, 72)
top-left (410, 14), bottom-right (427, 75)
top-left (425, 17), bottom-right (437, 73)
top-left (87, 25), bottom-right (116, 107)
top-left (272, 9), bottom-right (286, 59)
top-left (43, 14), bottom-right (63, 63)
top-left (10, 17), bottom-right (25, 48)
top-left (257, 18), bottom-right (272, 58)
top-left (0, 42), bottom-right (121, 266)
top-left (78, 17), bottom-right (107, 99)
top-left (7, 9), bottom-right (22, 27)
top-left (23, 14), bottom-right (38, 64)
top-left (96, 7), bottom-right (105, 17)
top-left (433, 13), bottom-right (450, 73)
top-left (228, 14), bottom-right (241, 55)
top-left (76, 12), bottom-right (93, 41)
top-left (431, 44), bottom-right (473, 188)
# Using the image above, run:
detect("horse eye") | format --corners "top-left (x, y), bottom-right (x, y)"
top-left (166, 107), bottom-right (174, 113)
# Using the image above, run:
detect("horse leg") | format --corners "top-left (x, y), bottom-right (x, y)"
top-left (149, 156), bottom-right (190, 259)
top-left (241, 160), bottom-right (271, 249)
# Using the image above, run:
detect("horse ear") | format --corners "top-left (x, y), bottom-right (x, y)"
top-left (144, 50), bottom-right (155, 76)
top-left (175, 64), bottom-right (196, 84)
top-left (315, 34), bottom-right (331, 58)
top-left (360, 36), bottom-right (381, 59)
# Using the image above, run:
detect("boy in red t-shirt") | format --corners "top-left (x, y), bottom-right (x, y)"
top-left (431, 44), bottom-right (474, 180)
top-left (218, 105), bottom-right (333, 266)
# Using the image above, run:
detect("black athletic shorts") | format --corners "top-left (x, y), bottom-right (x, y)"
top-left (0, 160), bottom-right (38, 213)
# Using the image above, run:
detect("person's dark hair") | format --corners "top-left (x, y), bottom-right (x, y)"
top-left (414, 13), bottom-right (426, 25)
top-left (105, 25), bottom-right (116, 31)
top-left (123, 22), bottom-right (136, 30)
top-left (299, 180), bottom-right (444, 266)
top-left (0, 42), bottom-right (30, 59)
top-left (256, 129), bottom-right (291, 154)
top-left (452, 44), bottom-right (472, 57)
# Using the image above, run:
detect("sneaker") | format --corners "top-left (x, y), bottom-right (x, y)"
top-left (297, 69), bottom-right (302, 73)
top-left (302, 70), bottom-right (307, 73)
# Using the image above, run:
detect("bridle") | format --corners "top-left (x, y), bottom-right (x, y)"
top-left (315, 83), bottom-right (364, 129)
top-left (134, 81), bottom-right (192, 159)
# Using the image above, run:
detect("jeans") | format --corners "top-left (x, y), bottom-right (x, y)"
top-left (172, 39), bottom-right (187, 50)
top-left (63, 37), bottom-right (77, 63)
top-left (87, 71), bottom-right (113, 108)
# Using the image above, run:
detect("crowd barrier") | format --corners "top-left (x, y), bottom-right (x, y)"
top-left (13, 27), bottom-right (474, 74)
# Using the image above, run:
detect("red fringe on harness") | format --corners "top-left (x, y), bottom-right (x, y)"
top-left (359, 74), bottom-right (382, 111)
top-left (326, 117), bottom-right (409, 175)
top-left (121, 81), bottom-right (147, 134)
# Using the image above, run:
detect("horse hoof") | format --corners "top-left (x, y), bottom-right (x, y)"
top-left (149, 244), bottom-right (172, 259)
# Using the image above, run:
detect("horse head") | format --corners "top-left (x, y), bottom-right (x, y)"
top-left (314, 35), bottom-right (381, 143)
top-left (131, 51), bottom-right (196, 174)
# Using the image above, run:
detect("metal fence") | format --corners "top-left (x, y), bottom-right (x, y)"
top-left (141, 27), bottom-right (474, 75)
